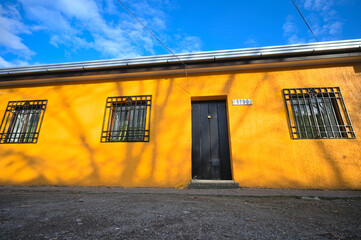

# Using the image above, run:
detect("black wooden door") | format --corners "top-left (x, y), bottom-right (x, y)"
top-left (191, 100), bottom-right (232, 180)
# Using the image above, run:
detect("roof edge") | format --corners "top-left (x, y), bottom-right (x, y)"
top-left (0, 39), bottom-right (360, 76)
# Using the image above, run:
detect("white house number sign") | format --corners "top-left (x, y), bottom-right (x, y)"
top-left (232, 99), bottom-right (252, 105)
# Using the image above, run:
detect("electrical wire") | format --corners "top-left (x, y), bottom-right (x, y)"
top-left (115, 0), bottom-right (191, 94)
top-left (291, 0), bottom-right (319, 42)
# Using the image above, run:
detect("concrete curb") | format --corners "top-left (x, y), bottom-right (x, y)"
top-left (1, 186), bottom-right (361, 199)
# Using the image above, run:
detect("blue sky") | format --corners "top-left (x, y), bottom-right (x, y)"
top-left (0, 0), bottom-right (360, 68)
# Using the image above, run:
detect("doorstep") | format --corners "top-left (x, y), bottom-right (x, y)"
top-left (188, 179), bottom-right (240, 189)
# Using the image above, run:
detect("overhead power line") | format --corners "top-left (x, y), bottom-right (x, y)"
top-left (115, 0), bottom-right (187, 66)
top-left (114, 0), bottom-right (190, 94)
top-left (290, 0), bottom-right (319, 42)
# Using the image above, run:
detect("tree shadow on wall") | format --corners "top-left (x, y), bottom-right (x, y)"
top-left (1, 67), bottom-right (358, 188)
top-left (51, 86), bottom-right (100, 184)
top-left (353, 64), bottom-right (361, 73)
top-left (1, 149), bottom-right (54, 185)
top-left (229, 69), bottom-right (357, 189)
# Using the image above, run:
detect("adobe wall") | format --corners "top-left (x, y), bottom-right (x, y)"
top-left (0, 63), bottom-right (360, 189)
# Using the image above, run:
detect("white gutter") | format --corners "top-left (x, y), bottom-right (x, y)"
top-left (0, 39), bottom-right (360, 76)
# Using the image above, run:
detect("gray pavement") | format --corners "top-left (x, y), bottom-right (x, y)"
top-left (1, 185), bottom-right (361, 239)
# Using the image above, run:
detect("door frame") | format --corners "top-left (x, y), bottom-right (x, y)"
top-left (190, 95), bottom-right (234, 180)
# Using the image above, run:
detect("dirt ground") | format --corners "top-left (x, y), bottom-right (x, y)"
top-left (0, 188), bottom-right (360, 240)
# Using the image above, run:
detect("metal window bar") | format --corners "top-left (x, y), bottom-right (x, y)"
top-left (338, 90), bottom-right (356, 138)
top-left (0, 100), bottom-right (48, 144)
top-left (101, 95), bottom-right (152, 142)
top-left (283, 87), bottom-right (355, 139)
top-left (326, 88), bottom-right (342, 137)
top-left (320, 89), bottom-right (336, 138)
top-left (332, 88), bottom-right (347, 137)
top-left (289, 91), bottom-right (302, 138)
top-left (312, 90), bottom-right (328, 137)
top-left (299, 89), bottom-right (313, 138)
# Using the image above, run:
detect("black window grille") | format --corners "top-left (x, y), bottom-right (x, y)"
top-left (101, 95), bottom-right (152, 142)
top-left (0, 100), bottom-right (48, 144)
top-left (283, 87), bottom-right (355, 139)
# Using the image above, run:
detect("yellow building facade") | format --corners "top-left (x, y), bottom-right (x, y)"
top-left (0, 40), bottom-right (360, 189)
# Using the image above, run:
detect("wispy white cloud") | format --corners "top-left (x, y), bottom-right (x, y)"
top-left (244, 38), bottom-right (257, 48)
top-left (328, 22), bottom-right (342, 35)
top-left (18, 0), bottom-right (145, 58)
top-left (0, 0), bottom-right (202, 67)
top-left (0, 4), bottom-right (35, 58)
top-left (283, 0), bottom-right (345, 43)
top-left (0, 56), bottom-right (32, 68)
top-left (0, 56), bottom-right (13, 68)
top-left (176, 36), bottom-right (202, 53)
top-left (302, 0), bottom-right (344, 40)
top-left (303, 0), bottom-right (328, 11)
top-left (282, 15), bottom-right (306, 44)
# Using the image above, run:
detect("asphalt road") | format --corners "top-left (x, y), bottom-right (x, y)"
top-left (1, 188), bottom-right (361, 239)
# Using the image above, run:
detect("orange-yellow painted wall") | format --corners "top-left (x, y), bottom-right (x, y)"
top-left (0, 63), bottom-right (360, 189)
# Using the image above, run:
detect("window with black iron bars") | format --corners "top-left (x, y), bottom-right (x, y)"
top-left (101, 95), bottom-right (152, 142)
top-left (0, 100), bottom-right (48, 144)
top-left (283, 87), bottom-right (355, 139)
